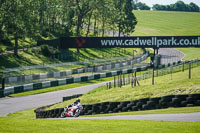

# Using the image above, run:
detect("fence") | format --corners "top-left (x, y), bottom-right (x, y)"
top-left (105, 59), bottom-right (200, 89)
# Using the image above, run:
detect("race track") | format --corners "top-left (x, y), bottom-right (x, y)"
top-left (0, 82), bottom-right (105, 116)
top-left (158, 48), bottom-right (185, 64)
top-left (1, 48), bottom-right (197, 122)
top-left (60, 112), bottom-right (200, 122)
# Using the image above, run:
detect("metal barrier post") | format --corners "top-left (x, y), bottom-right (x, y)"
top-left (1, 78), bottom-right (5, 90)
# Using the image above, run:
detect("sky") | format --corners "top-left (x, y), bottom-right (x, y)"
top-left (138, 0), bottom-right (200, 7)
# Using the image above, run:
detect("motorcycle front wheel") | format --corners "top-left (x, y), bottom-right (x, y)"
top-left (74, 109), bottom-right (80, 117)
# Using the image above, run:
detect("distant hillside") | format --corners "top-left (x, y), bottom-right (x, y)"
top-left (133, 10), bottom-right (200, 36)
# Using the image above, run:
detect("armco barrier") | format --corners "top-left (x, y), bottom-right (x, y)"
top-left (81, 76), bottom-right (88, 82)
top-left (35, 94), bottom-right (200, 118)
top-left (0, 90), bottom-right (4, 97)
top-left (4, 87), bottom-right (14, 96)
top-left (14, 86), bottom-right (24, 93)
top-left (94, 74), bottom-right (100, 79)
top-left (66, 78), bottom-right (74, 84)
top-left (51, 80), bottom-right (58, 87)
top-left (33, 83), bottom-right (42, 90)
top-left (106, 72), bottom-right (112, 77)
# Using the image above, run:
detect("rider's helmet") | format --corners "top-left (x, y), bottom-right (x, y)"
top-left (76, 99), bottom-right (80, 103)
top-left (73, 99), bottom-right (80, 105)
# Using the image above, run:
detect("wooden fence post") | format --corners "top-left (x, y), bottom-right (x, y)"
top-left (134, 71), bottom-right (136, 87)
top-left (171, 67), bottom-right (173, 80)
top-left (131, 77), bottom-right (133, 88)
top-left (109, 82), bottom-right (112, 89)
top-left (189, 63), bottom-right (191, 79)
top-left (114, 76), bottom-right (116, 88)
top-left (123, 74), bottom-right (125, 86)
top-left (152, 68), bottom-right (154, 85)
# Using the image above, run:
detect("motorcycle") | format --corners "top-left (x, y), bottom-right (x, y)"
top-left (61, 103), bottom-right (83, 118)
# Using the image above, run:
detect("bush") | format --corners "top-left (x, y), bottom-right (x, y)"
top-left (40, 44), bottom-right (59, 57)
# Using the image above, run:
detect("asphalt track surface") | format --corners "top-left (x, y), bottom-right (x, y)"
top-left (60, 112), bottom-right (200, 122)
top-left (1, 48), bottom-right (198, 122)
top-left (0, 82), bottom-right (105, 116)
top-left (158, 48), bottom-right (185, 64)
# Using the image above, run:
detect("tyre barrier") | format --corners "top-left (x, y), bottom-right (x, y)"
top-left (1, 51), bottom-right (149, 98)
top-left (63, 94), bottom-right (82, 102)
top-left (4, 49), bottom-right (149, 84)
top-left (35, 93), bottom-right (200, 119)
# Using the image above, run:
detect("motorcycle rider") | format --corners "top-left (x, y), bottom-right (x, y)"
top-left (64, 99), bottom-right (81, 117)
top-left (66, 99), bottom-right (80, 109)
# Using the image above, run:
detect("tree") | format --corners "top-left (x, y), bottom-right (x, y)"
top-left (122, 0), bottom-right (137, 35)
top-left (136, 2), bottom-right (150, 10)
top-left (152, 1), bottom-right (200, 12)
top-left (0, 0), bottom-right (138, 55)
top-left (189, 2), bottom-right (200, 12)
top-left (3, 0), bottom-right (27, 56)
top-left (173, 1), bottom-right (189, 11)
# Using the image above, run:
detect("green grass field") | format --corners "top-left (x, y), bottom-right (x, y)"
top-left (1, 117), bottom-right (199, 133)
top-left (133, 10), bottom-right (200, 36)
top-left (177, 48), bottom-right (200, 60)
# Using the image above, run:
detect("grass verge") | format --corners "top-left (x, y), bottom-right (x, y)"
top-left (1, 107), bottom-right (200, 133)
top-left (1, 117), bottom-right (200, 133)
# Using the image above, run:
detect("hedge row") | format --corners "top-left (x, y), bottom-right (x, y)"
top-left (35, 94), bottom-right (200, 118)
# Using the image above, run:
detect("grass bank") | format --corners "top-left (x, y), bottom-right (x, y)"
top-left (177, 48), bottom-right (200, 60)
top-left (133, 10), bottom-right (200, 36)
top-left (49, 65), bottom-right (200, 109)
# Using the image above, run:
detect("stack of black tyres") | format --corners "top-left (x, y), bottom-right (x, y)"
top-left (143, 97), bottom-right (161, 110)
top-left (159, 95), bottom-right (175, 108)
top-left (186, 94), bottom-right (200, 106)
top-left (35, 108), bottom-right (64, 118)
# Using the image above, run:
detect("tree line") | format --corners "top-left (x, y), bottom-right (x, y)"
top-left (0, 0), bottom-right (137, 55)
top-left (132, 0), bottom-right (150, 10)
top-left (152, 1), bottom-right (200, 12)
